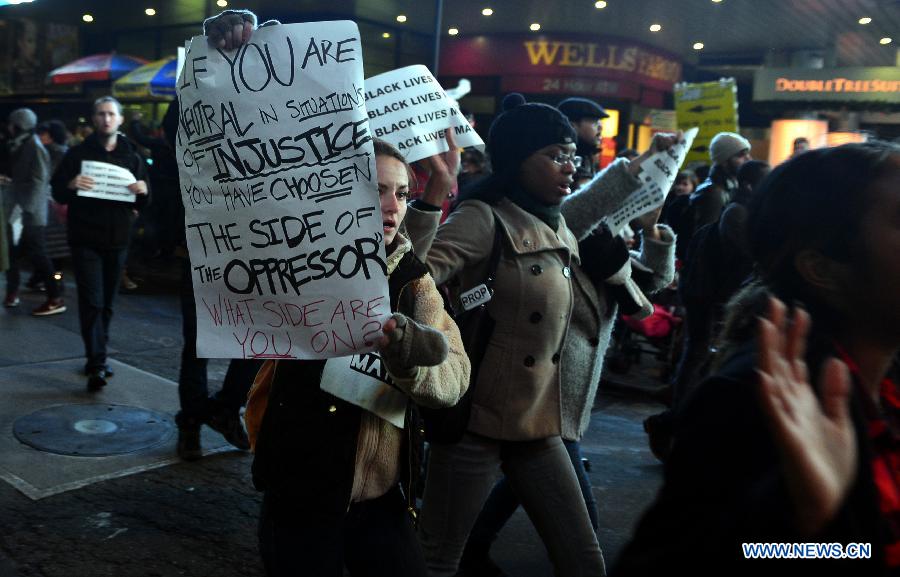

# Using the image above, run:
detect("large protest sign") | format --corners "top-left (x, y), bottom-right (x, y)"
top-left (365, 65), bottom-right (484, 163)
top-left (603, 127), bottom-right (698, 235)
top-left (175, 22), bottom-right (390, 359)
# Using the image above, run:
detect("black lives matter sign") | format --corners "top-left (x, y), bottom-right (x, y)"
top-left (175, 22), bottom-right (390, 359)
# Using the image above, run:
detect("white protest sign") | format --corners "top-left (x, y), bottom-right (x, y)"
top-left (320, 352), bottom-right (407, 428)
top-left (78, 160), bottom-right (137, 203)
top-left (603, 127), bottom-right (698, 235)
top-left (175, 22), bottom-right (390, 360)
top-left (365, 65), bottom-right (484, 163)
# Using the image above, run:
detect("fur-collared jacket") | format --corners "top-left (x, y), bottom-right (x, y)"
top-left (244, 234), bottom-right (470, 513)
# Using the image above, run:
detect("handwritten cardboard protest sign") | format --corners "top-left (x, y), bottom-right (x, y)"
top-left (175, 22), bottom-right (390, 360)
top-left (320, 352), bottom-right (407, 427)
top-left (78, 160), bottom-right (137, 203)
top-left (603, 127), bottom-right (698, 235)
top-left (364, 65), bottom-right (484, 163)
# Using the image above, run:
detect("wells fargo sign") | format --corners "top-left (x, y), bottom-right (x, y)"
top-left (754, 67), bottom-right (900, 103)
top-left (440, 35), bottom-right (682, 96)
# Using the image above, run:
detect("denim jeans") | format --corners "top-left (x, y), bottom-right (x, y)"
top-left (466, 439), bottom-right (599, 551)
top-left (176, 258), bottom-right (261, 427)
top-left (258, 486), bottom-right (428, 577)
top-left (70, 246), bottom-right (127, 371)
top-left (419, 433), bottom-right (606, 577)
top-left (6, 224), bottom-right (59, 299)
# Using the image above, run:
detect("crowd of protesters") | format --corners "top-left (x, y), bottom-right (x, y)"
top-left (0, 7), bottom-right (897, 577)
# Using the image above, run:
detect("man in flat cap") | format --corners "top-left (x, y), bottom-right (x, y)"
top-left (558, 97), bottom-right (609, 185)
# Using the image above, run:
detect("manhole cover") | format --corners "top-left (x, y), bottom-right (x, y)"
top-left (13, 404), bottom-right (174, 457)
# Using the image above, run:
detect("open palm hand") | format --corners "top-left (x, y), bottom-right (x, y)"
top-left (756, 298), bottom-right (858, 535)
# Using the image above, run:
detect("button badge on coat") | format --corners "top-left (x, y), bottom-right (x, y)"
top-left (562, 266), bottom-right (571, 278)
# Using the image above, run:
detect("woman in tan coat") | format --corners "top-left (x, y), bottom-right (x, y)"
top-left (411, 95), bottom-right (610, 577)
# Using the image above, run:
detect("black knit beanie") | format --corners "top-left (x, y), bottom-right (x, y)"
top-left (488, 93), bottom-right (577, 174)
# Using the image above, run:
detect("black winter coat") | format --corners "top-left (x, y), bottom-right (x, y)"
top-left (51, 132), bottom-right (150, 250)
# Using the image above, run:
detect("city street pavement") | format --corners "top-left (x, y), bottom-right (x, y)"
top-left (0, 260), bottom-right (667, 577)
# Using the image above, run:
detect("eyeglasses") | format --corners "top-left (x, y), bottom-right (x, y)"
top-left (546, 153), bottom-right (583, 168)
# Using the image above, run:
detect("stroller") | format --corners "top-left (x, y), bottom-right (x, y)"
top-left (607, 286), bottom-right (683, 384)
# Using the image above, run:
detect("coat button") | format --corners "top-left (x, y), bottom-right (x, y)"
top-left (589, 337), bottom-right (600, 347)
top-left (523, 355), bottom-right (535, 367)
top-left (531, 264), bottom-right (542, 275)
top-left (523, 239), bottom-right (531, 247)
top-left (529, 312), bottom-right (542, 323)
top-left (328, 405), bottom-right (337, 413)
top-left (562, 266), bottom-right (571, 278)
top-left (552, 353), bottom-right (560, 364)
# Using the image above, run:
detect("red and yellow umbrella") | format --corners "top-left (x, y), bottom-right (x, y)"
top-left (113, 56), bottom-right (178, 99)
top-left (47, 53), bottom-right (148, 84)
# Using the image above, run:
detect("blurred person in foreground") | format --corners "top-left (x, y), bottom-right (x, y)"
top-left (615, 141), bottom-right (900, 576)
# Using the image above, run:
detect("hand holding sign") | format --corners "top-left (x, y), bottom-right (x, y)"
top-left (68, 175), bottom-right (95, 191)
top-left (603, 127), bottom-right (698, 235)
top-left (127, 180), bottom-right (149, 196)
top-left (418, 128), bottom-right (460, 207)
top-left (204, 10), bottom-right (256, 50)
top-left (627, 130), bottom-right (684, 176)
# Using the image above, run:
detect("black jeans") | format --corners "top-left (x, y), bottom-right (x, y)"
top-left (177, 258), bottom-right (260, 427)
top-left (71, 246), bottom-right (128, 372)
top-left (6, 224), bottom-right (59, 299)
top-left (465, 439), bottom-right (599, 550)
top-left (258, 486), bottom-right (428, 577)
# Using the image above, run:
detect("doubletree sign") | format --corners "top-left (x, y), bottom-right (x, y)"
top-left (754, 67), bottom-right (900, 103)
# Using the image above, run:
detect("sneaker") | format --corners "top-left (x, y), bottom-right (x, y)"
top-left (32, 299), bottom-right (66, 316)
top-left (83, 365), bottom-right (114, 378)
top-left (121, 274), bottom-right (138, 291)
top-left (177, 426), bottom-right (202, 461)
top-left (4, 294), bottom-right (19, 308)
top-left (86, 369), bottom-right (108, 392)
top-left (205, 410), bottom-right (250, 451)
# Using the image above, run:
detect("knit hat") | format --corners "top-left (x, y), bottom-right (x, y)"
top-left (558, 97), bottom-right (609, 122)
top-left (709, 132), bottom-right (751, 166)
top-left (488, 93), bottom-right (577, 174)
top-left (8, 108), bottom-right (37, 132)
